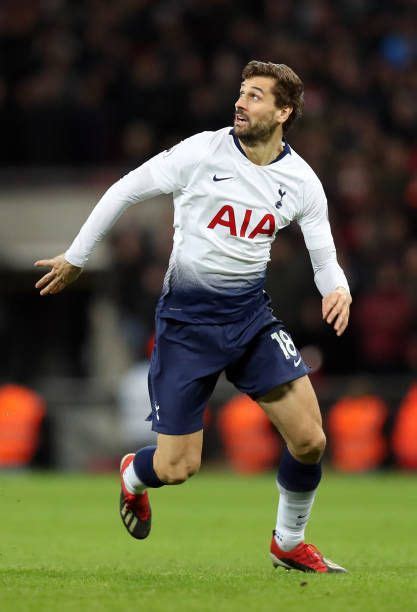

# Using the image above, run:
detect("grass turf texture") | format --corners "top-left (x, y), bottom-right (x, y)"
top-left (0, 472), bottom-right (416, 612)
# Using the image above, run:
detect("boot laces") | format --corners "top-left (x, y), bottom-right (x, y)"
top-left (125, 491), bottom-right (150, 521)
top-left (300, 543), bottom-right (326, 569)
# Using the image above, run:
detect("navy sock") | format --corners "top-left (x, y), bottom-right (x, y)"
top-left (277, 447), bottom-right (322, 492)
top-left (133, 445), bottom-right (164, 488)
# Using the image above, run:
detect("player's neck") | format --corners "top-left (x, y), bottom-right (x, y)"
top-left (238, 129), bottom-right (284, 166)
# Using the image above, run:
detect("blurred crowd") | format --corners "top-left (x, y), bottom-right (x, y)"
top-left (1, 0), bottom-right (417, 375)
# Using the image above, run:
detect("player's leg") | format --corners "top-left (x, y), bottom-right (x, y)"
top-left (259, 374), bottom-right (324, 463)
top-left (258, 376), bottom-right (345, 572)
top-left (257, 376), bottom-right (324, 550)
top-left (153, 430), bottom-right (203, 483)
top-left (124, 430), bottom-right (203, 491)
top-left (123, 432), bottom-right (202, 488)
top-left (119, 316), bottom-right (222, 540)
top-left (119, 431), bottom-right (203, 539)
top-left (227, 317), bottom-right (345, 571)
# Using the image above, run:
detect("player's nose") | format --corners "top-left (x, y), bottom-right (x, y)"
top-left (235, 94), bottom-right (247, 111)
top-left (235, 103), bottom-right (247, 116)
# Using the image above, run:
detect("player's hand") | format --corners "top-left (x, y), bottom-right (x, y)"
top-left (322, 287), bottom-right (352, 337)
top-left (34, 254), bottom-right (82, 295)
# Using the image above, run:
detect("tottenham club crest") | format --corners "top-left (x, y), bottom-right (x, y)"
top-left (275, 186), bottom-right (286, 209)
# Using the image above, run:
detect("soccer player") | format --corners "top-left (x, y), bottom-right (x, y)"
top-left (35, 61), bottom-right (351, 573)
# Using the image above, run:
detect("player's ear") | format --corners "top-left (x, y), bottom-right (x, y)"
top-left (276, 106), bottom-right (293, 125)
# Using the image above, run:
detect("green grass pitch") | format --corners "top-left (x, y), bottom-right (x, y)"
top-left (0, 470), bottom-right (416, 611)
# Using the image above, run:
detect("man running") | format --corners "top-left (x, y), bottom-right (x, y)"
top-left (35, 60), bottom-right (351, 573)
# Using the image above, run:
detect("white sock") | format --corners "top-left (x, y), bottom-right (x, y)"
top-left (123, 461), bottom-right (146, 494)
top-left (275, 482), bottom-right (317, 551)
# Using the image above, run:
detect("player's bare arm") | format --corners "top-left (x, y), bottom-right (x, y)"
top-left (34, 254), bottom-right (82, 295)
top-left (322, 286), bottom-right (352, 337)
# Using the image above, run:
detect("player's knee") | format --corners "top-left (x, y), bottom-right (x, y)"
top-left (293, 429), bottom-right (326, 463)
top-left (183, 454), bottom-right (201, 480)
top-left (156, 462), bottom-right (186, 484)
top-left (187, 455), bottom-right (201, 478)
top-left (157, 456), bottom-right (201, 485)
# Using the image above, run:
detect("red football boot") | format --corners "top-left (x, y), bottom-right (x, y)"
top-left (119, 453), bottom-right (152, 539)
top-left (270, 531), bottom-right (347, 573)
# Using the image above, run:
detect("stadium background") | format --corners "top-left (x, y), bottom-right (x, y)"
top-left (0, 0), bottom-right (416, 472)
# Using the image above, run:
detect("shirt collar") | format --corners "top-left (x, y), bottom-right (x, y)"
top-left (229, 128), bottom-right (291, 164)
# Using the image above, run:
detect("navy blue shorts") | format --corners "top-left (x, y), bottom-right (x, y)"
top-left (147, 308), bottom-right (310, 435)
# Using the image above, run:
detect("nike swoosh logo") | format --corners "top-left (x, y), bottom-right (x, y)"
top-left (213, 175), bottom-right (233, 181)
top-left (294, 356), bottom-right (302, 367)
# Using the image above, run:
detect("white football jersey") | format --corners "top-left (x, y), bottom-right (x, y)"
top-left (65, 126), bottom-right (343, 324)
top-left (147, 127), bottom-right (334, 322)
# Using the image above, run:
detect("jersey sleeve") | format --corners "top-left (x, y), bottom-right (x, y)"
top-left (64, 162), bottom-right (164, 267)
top-left (297, 173), bottom-right (350, 295)
top-left (308, 245), bottom-right (350, 296)
top-left (147, 131), bottom-right (214, 193)
top-left (297, 174), bottom-right (334, 250)
top-left (64, 131), bottom-right (214, 267)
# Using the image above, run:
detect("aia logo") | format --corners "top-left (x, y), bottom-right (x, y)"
top-left (207, 205), bottom-right (275, 239)
top-left (275, 186), bottom-right (286, 209)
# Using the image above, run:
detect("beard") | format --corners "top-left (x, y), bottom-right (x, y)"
top-left (233, 112), bottom-right (279, 146)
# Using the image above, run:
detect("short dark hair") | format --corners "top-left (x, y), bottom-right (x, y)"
top-left (241, 60), bottom-right (304, 133)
